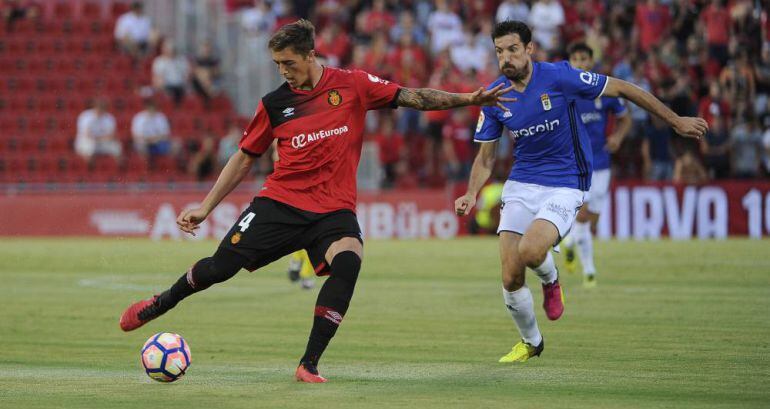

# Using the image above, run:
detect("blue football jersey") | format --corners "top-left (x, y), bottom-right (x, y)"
top-left (474, 61), bottom-right (608, 191)
top-left (574, 96), bottom-right (628, 170)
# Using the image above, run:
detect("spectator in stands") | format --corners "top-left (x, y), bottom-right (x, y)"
top-left (698, 82), bottom-right (732, 129)
top-left (426, 0), bottom-right (463, 55)
top-left (442, 108), bottom-right (474, 181)
top-left (754, 44), bottom-right (770, 114)
top-left (74, 99), bottom-right (122, 162)
top-left (702, 115), bottom-right (731, 179)
top-left (528, 0), bottom-right (565, 53)
top-left (361, 33), bottom-right (390, 77)
top-left (114, 1), bottom-right (156, 59)
top-left (186, 134), bottom-right (216, 181)
top-left (496, 0), bottom-right (529, 23)
top-left (720, 51), bottom-right (757, 104)
top-left (373, 114), bottom-right (404, 189)
top-left (642, 115), bottom-right (674, 181)
top-left (152, 40), bottom-right (191, 106)
top-left (272, 0), bottom-right (297, 28)
top-left (191, 40), bottom-right (222, 104)
top-left (671, 0), bottom-right (699, 48)
top-left (760, 98), bottom-right (770, 138)
top-left (360, 0), bottom-right (395, 37)
top-left (218, 122), bottom-right (241, 167)
top-left (131, 99), bottom-right (173, 158)
top-left (673, 150), bottom-right (709, 184)
top-left (241, 0), bottom-right (275, 36)
top-left (450, 28), bottom-right (489, 74)
top-left (627, 63), bottom-right (653, 134)
top-left (763, 122), bottom-right (770, 175)
top-left (388, 32), bottom-right (428, 87)
top-left (703, 0), bottom-right (731, 67)
top-left (390, 10), bottom-right (427, 47)
top-left (730, 112), bottom-right (763, 178)
top-left (314, 21), bottom-right (350, 67)
top-left (2, 0), bottom-right (38, 32)
top-left (633, 0), bottom-right (671, 53)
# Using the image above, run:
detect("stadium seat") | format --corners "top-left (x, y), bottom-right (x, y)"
top-left (53, 2), bottom-right (75, 19)
top-left (83, 2), bottom-right (102, 20)
top-left (111, 2), bottom-right (131, 20)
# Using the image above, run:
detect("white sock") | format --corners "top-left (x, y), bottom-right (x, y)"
top-left (503, 286), bottom-right (542, 346)
top-left (561, 230), bottom-right (575, 249)
top-left (532, 251), bottom-right (558, 284)
top-left (574, 221), bottom-right (596, 275)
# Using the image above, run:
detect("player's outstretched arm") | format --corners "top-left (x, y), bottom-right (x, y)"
top-left (455, 141), bottom-right (498, 216)
top-left (602, 77), bottom-right (708, 139)
top-left (397, 83), bottom-right (516, 111)
top-left (176, 150), bottom-right (255, 235)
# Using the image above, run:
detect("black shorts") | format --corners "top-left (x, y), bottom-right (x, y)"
top-left (218, 197), bottom-right (362, 276)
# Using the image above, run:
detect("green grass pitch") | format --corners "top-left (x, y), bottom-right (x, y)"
top-left (0, 238), bottom-right (768, 408)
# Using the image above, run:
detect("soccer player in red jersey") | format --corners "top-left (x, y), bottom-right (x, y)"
top-left (119, 19), bottom-right (514, 383)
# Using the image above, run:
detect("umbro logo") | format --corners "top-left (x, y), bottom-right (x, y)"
top-left (282, 107), bottom-right (295, 117)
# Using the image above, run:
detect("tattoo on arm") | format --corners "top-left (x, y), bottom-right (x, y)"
top-left (396, 88), bottom-right (469, 111)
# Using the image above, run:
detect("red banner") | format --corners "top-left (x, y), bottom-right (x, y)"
top-left (0, 189), bottom-right (461, 239)
top-left (1, 181), bottom-right (769, 239)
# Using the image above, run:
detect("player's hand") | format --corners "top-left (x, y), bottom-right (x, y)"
top-left (469, 83), bottom-right (517, 112)
top-left (176, 208), bottom-right (209, 236)
top-left (672, 116), bottom-right (708, 139)
top-left (455, 194), bottom-right (477, 216)
top-left (605, 135), bottom-right (623, 153)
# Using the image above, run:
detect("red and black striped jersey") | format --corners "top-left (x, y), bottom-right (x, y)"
top-left (239, 67), bottom-right (401, 213)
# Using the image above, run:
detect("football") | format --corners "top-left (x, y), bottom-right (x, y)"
top-left (140, 332), bottom-right (192, 382)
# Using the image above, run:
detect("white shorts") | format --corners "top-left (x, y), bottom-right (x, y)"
top-left (497, 180), bottom-right (585, 241)
top-left (584, 168), bottom-right (611, 214)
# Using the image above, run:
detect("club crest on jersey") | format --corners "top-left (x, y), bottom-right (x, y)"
top-left (541, 94), bottom-right (552, 111)
top-left (327, 90), bottom-right (342, 106)
top-left (230, 232), bottom-right (241, 244)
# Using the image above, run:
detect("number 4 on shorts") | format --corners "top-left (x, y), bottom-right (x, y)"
top-left (238, 212), bottom-right (255, 232)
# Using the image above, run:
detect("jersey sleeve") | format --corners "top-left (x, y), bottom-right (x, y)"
top-left (353, 70), bottom-right (402, 110)
top-left (606, 97), bottom-right (628, 117)
top-left (556, 61), bottom-right (608, 101)
top-left (239, 100), bottom-right (274, 156)
top-left (473, 105), bottom-right (503, 142)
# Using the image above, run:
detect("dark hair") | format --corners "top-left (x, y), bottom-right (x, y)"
top-left (568, 42), bottom-right (594, 59)
top-left (268, 19), bottom-right (315, 55)
top-left (491, 20), bottom-right (532, 44)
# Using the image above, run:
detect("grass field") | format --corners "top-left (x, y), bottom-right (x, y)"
top-left (0, 238), bottom-right (768, 408)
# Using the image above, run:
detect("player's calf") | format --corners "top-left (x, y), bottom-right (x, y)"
top-left (299, 251), bottom-right (361, 370)
top-left (119, 249), bottom-right (247, 332)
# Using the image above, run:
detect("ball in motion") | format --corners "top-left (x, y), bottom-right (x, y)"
top-left (141, 332), bottom-right (191, 382)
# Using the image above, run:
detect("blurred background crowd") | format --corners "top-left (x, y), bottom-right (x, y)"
top-left (1, 0), bottom-right (769, 189)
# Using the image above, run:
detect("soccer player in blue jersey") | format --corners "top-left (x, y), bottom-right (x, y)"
top-left (561, 42), bottom-right (632, 288)
top-left (454, 21), bottom-right (707, 363)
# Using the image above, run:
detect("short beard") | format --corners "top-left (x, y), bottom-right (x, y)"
top-left (503, 64), bottom-right (529, 81)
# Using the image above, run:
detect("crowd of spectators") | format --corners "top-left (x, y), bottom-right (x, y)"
top-left (71, 1), bottom-right (231, 181)
top-left (222, 0), bottom-right (770, 188)
top-left (75, 0), bottom-right (770, 188)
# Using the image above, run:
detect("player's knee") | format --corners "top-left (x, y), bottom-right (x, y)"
top-left (188, 250), bottom-right (244, 290)
top-left (330, 251), bottom-right (361, 284)
top-left (518, 241), bottom-right (546, 268)
top-left (502, 274), bottom-right (525, 292)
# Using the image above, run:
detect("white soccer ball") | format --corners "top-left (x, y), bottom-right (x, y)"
top-left (141, 332), bottom-right (192, 382)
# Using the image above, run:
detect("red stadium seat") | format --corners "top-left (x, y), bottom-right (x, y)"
top-left (111, 2), bottom-right (131, 20)
top-left (83, 2), bottom-right (102, 19)
top-left (53, 2), bottom-right (74, 19)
